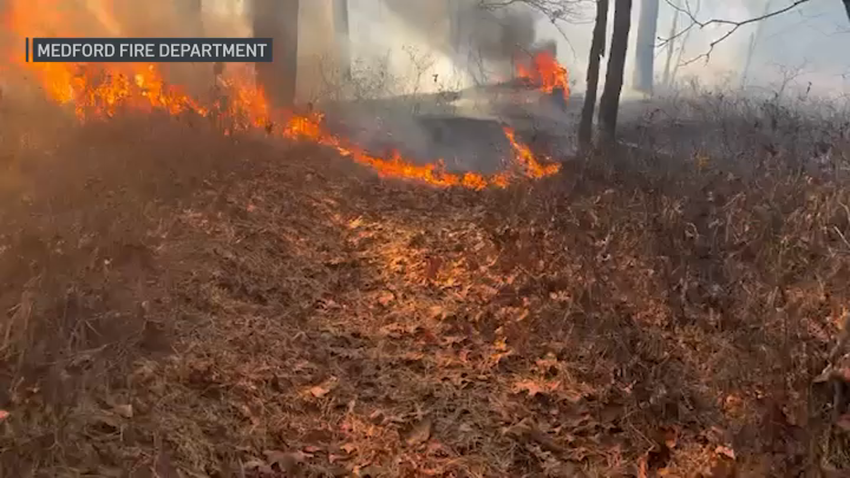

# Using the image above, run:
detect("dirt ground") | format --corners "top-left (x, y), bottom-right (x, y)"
top-left (1, 103), bottom-right (850, 477)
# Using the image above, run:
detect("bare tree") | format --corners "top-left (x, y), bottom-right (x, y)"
top-left (598, 0), bottom-right (632, 141)
top-left (578, 0), bottom-right (608, 150)
top-left (252, 0), bottom-right (299, 108)
top-left (740, 0), bottom-right (772, 89)
top-left (477, 0), bottom-right (588, 22)
top-left (633, 0), bottom-right (659, 94)
top-left (334, 0), bottom-right (351, 80)
top-left (661, 0), bottom-right (679, 87)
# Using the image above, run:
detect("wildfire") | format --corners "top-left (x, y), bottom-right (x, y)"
top-left (3, 1), bottom-right (561, 190)
top-left (515, 50), bottom-right (570, 100)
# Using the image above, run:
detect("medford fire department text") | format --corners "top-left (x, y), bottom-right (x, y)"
top-left (29, 38), bottom-right (273, 63)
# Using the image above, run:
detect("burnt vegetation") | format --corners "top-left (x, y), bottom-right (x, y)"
top-left (2, 81), bottom-right (850, 477)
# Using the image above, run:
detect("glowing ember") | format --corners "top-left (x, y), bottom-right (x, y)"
top-left (515, 51), bottom-right (570, 100)
top-left (3, 1), bottom-right (561, 189)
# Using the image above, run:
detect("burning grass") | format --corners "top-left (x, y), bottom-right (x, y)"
top-left (1, 99), bottom-right (850, 476)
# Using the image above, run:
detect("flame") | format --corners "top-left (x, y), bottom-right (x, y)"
top-left (3, 1), bottom-right (560, 189)
top-left (515, 50), bottom-right (569, 100)
top-left (502, 127), bottom-right (561, 178)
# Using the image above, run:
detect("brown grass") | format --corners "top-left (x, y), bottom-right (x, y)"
top-left (1, 97), bottom-right (850, 477)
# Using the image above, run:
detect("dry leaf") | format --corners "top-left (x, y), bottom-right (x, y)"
top-left (513, 380), bottom-right (545, 397)
top-left (513, 379), bottom-right (559, 397)
top-left (662, 427), bottom-right (678, 449)
top-left (305, 377), bottom-right (338, 399)
top-left (377, 291), bottom-right (395, 307)
top-left (714, 445), bottom-right (735, 460)
top-left (637, 455), bottom-right (648, 478)
top-left (405, 418), bottom-right (432, 446)
top-left (114, 404), bottom-right (133, 419)
top-left (309, 385), bottom-right (331, 398)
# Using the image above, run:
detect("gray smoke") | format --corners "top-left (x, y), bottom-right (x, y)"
top-left (380, 0), bottom-right (540, 73)
top-left (454, 2), bottom-right (538, 62)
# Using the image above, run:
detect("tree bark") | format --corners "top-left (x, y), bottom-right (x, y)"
top-left (334, 0), bottom-right (351, 80)
top-left (661, 0), bottom-right (678, 87)
top-left (598, 0), bottom-right (632, 142)
top-left (252, 0), bottom-right (299, 109)
top-left (577, 0), bottom-right (609, 150)
top-left (632, 0), bottom-right (658, 94)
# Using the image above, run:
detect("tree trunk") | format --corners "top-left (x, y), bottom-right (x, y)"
top-left (740, 0), bottom-right (771, 89)
top-left (632, 0), bottom-right (658, 94)
top-left (252, 0), bottom-right (299, 109)
top-left (661, 0), bottom-right (678, 87)
top-left (598, 0), bottom-right (632, 142)
top-left (334, 0), bottom-right (351, 80)
top-left (577, 0), bottom-right (609, 150)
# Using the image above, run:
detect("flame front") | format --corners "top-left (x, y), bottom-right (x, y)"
top-left (3, 1), bottom-right (561, 189)
top-left (515, 50), bottom-right (570, 100)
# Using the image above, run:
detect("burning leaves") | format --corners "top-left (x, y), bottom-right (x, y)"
top-left (515, 50), bottom-right (570, 100)
top-left (3, 0), bottom-right (561, 190)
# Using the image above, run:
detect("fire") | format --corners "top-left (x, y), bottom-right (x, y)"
top-left (3, 2), bottom-right (560, 190)
top-left (502, 127), bottom-right (561, 178)
top-left (515, 50), bottom-right (570, 100)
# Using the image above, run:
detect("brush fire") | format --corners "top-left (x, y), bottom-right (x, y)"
top-left (5, 2), bottom-right (850, 477)
top-left (3, 0), bottom-right (563, 190)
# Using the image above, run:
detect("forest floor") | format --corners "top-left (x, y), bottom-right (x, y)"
top-left (1, 107), bottom-right (849, 477)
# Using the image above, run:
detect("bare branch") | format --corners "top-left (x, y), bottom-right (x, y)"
top-left (660, 0), bottom-right (813, 65)
top-left (477, 0), bottom-right (591, 24)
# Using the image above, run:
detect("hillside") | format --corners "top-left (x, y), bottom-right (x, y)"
top-left (1, 96), bottom-right (849, 478)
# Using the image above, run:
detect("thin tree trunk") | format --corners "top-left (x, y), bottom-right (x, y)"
top-left (632, 0), bottom-right (658, 94)
top-left (253, 0), bottom-right (299, 109)
top-left (598, 0), bottom-right (632, 142)
top-left (334, 0), bottom-right (351, 80)
top-left (670, 0), bottom-right (698, 85)
top-left (578, 0), bottom-right (609, 150)
top-left (661, 0), bottom-right (678, 87)
top-left (740, 0), bottom-right (771, 89)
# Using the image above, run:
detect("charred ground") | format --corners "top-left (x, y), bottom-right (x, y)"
top-left (1, 93), bottom-right (850, 477)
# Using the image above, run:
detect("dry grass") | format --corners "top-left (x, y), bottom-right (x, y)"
top-left (1, 95), bottom-right (850, 477)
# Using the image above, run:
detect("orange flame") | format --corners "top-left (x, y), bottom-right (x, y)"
top-left (3, 1), bottom-right (561, 189)
top-left (515, 50), bottom-right (569, 100)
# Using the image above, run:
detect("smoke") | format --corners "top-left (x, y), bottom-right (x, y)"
top-left (378, 0), bottom-right (541, 81)
top-left (454, 2), bottom-right (538, 62)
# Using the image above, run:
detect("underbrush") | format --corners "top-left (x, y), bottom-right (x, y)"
top-left (0, 94), bottom-right (849, 476)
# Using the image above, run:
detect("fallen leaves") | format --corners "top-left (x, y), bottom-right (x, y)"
top-left (512, 378), bottom-right (561, 397)
top-left (714, 445), bottom-right (735, 460)
top-left (303, 377), bottom-right (339, 399)
top-left (113, 404), bottom-right (133, 419)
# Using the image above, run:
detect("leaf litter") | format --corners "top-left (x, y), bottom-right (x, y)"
top-left (3, 113), bottom-right (850, 477)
